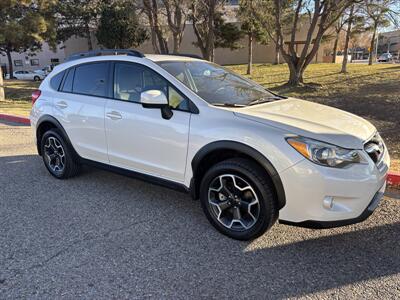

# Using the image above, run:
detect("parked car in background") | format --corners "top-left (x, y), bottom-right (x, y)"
top-left (13, 70), bottom-right (45, 81)
top-left (378, 53), bottom-right (393, 62)
top-left (34, 65), bottom-right (53, 77)
top-left (30, 49), bottom-right (390, 240)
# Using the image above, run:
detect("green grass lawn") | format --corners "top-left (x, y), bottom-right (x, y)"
top-left (1, 63), bottom-right (399, 168)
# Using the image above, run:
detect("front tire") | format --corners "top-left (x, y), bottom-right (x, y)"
top-left (33, 76), bottom-right (41, 81)
top-left (41, 129), bottom-right (81, 179)
top-left (200, 158), bottom-right (278, 240)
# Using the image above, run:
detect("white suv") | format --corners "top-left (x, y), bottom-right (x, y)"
top-left (30, 50), bottom-right (390, 240)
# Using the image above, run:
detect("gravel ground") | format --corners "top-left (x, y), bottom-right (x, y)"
top-left (0, 121), bottom-right (399, 299)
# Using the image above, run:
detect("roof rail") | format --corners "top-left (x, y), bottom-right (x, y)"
top-left (66, 49), bottom-right (144, 61)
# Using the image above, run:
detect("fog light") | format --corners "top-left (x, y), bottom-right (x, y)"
top-left (323, 196), bottom-right (334, 209)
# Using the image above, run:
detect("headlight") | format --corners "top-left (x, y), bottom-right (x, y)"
top-left (286, 136), bottom-right (366, 168)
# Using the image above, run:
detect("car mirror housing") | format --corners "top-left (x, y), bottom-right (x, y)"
top-left (140, 89), bottom-right (168, 108)
top-left (140, 89), bottom-right (173, 120)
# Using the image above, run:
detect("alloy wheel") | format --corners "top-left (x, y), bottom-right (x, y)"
top-left (208, 174), bottom-right (260, 231)
top-left (44, 136), bottom-right (65, 174)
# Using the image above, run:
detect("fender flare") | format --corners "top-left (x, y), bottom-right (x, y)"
top-left (35, 115), bottom-right (79, 158)
top-left (191, 141), bottom-right (286, 209)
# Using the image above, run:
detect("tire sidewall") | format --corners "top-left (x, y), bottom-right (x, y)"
top-left (41, 130), bottom-right (71, 179)
top-left (200, 162), bottom-right (275, 240)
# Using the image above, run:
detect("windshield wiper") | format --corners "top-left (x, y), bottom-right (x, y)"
top-left (211, 103), bottom-right (246, 108)
top-left (248, 96), bottom-right (281, 106)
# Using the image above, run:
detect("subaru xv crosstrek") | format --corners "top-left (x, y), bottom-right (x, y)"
top-left (30, 50), bottom-right (389, 240)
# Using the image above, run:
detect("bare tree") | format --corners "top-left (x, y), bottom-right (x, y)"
top-left (270, 0), bottom-right (357, 86)
top-left (190, 0), bottom-right (221, 61)
top-left (331, 14), bottom-right (347, 63)
top-left (143, 0), bottom-right (169, 54)
top-left (341, 4), bottom-right (366, 72)
top-left (341, 5), bottom-right (355, 73)
top-left (238, 0), bottom-right (270, 74)
top-left (162, 0), bottom-right (188, 53)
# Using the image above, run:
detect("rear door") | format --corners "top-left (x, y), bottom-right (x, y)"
top-left (52, 62), bottom-right (110, 163)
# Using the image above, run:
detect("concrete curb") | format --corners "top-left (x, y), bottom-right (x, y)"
top-left (0, 113), bottom-right (30, 125)
top-left (0, 113), bottom-right (399, 187)
top-left (387, 172), bottom-right (400, 188)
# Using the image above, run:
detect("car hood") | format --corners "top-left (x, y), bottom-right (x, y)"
top-left (234, 98), bottom-right (376, 149)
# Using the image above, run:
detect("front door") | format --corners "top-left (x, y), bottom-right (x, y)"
top-left (105, 62), bottom-right (191, 183)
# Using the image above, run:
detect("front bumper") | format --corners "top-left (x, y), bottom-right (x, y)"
top-left (280, 181), bottom-right (386, 228)
top-left (278, 147), bottom-right (389, 227)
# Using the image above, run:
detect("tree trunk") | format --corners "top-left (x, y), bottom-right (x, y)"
top-left (6, 49), bottom-right (13, 79)
top-left (172, 33), bottom-right (180, 54)
top-left (368, 24), bottom-right (377, 66)
top-left (274, 33), bottom-right (280, 65)
top-left (287, 61), bottom-right (304, 86)
top-left (332, 32), bottom-right (339, 63)
top-left (247, 33), bottom-right (253, 75)
top-left (341, 5), bottom-right (354, 73)
top-left (206, 0), bottom-right (215, 62)
top-left (0, 67), bottom-right (4, 101)
top-left (156, 31), bottom-right (168, 54)
top-left (85, 24), bottom-right (93, 51)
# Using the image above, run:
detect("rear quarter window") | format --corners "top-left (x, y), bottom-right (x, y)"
top-left (61, 68), bottom-right (74, 93)
top-left (49, 71), bottom-right (65, 91)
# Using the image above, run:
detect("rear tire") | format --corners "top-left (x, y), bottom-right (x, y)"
top-left (200, 158), bottom-right (278, 240)
top-left (34, 76), bottom-right (41, 81)
top-left (41, 129), bottom-right (81, 179)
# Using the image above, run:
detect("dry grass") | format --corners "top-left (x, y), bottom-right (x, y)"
top-left (0, 100), bottom-right (32, 117)
top-left (1, 64), bottom-right (399, 170)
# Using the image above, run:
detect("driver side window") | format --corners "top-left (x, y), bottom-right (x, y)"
top-left (113, 62), bottom-right (189, 111)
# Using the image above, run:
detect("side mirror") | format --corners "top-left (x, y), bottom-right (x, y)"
top-left (140, 89), bottom-right (173, 120)
top-left (140, 89), bottom-right (168, 108)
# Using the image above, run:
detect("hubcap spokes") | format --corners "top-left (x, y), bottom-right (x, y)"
top-left (44, 137), bottom-right (65, 173)
top-left (208, 174), bottom-right (260, 231)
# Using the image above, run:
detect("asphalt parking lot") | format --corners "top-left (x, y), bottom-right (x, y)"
top-left (1, 120), bottom-right (399, 299)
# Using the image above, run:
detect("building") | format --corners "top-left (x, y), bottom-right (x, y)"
top-left (0, 43), bottom-right (66, 75)
top-left (1, 7), bottom-right (333, 75)
top-left (378, 29), bottom-right (400, 58)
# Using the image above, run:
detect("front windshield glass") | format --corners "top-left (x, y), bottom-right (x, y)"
top-left (157, 61), bottom-right (277, 106)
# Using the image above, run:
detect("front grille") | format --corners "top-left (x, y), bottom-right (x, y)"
top-left (364, 133), bottom-right (385, 165)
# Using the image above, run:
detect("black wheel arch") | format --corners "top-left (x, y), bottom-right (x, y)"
top-left (191, 141), bottom-right (286, 210)
top-left (36, 115), bottom-right (79, 159)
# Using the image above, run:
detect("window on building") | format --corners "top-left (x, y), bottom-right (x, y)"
top-left (14, 60), bottom-right (23, 67)
top-left (30, 59), bottom-right (39, 66)
top-left (51, 58), bottom-right (60, 64)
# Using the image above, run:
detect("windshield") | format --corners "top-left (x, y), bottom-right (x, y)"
top-left (157, 61), bottom-right (278, 106)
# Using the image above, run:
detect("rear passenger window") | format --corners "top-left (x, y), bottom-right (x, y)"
top-left (73, 63), bottom-right (108, 97)
top-left (50, 71), bottom-right (65, 91)
top-left (62, 68), bottom-right (74, 92)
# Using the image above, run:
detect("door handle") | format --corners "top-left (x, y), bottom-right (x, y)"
top-left (55, 101), bottom-right (68, 109)
top-left (106, 111), bottom-right (122, 120)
